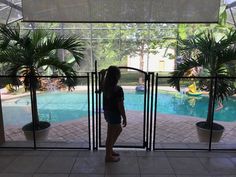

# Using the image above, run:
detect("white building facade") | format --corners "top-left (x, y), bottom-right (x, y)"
top-left (127, 48), bottom-right (175, 72)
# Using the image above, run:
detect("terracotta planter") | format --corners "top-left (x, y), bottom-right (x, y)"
top-left (196, 121), bottom-right (224, 142)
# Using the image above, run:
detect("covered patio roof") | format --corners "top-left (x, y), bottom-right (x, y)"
top-left (0, 0), bottom-right (235, 25)
top-left (21, 0), bottom-right (220, 23)
top-left (0, 0), bottom-right (22, 24)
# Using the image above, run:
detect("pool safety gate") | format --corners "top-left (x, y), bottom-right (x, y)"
top-left (92, 72), bottom-right (236, 151)
top-left (91, 67), bottom-right (155, 151)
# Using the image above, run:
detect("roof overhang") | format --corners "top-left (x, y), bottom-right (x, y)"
top-left (22, 0), bottom-right (221, 23)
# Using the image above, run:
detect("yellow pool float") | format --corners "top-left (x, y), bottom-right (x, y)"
top-left (186, 82), bottom-right (202, 96)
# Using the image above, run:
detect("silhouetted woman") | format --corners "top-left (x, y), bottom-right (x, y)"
top-left (102, 66), bottom-right (127, 162)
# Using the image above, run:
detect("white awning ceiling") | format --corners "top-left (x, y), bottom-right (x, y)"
top-left (22, 0), bottom-right (221, 23)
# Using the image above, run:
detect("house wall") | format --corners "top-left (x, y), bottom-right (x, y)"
top-left (127, 48), bottom-right (175, 72)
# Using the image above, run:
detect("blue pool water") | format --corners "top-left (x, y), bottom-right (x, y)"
top-left (3, 91), bottom-right (236, 126)
top-left (125, 91), bottom-right (236, 122)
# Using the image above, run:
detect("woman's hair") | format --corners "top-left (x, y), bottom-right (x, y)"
top-left (102, 66), bottom-right (120, 97)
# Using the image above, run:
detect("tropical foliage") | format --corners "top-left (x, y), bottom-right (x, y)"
top-left (168, 29), bottom-right (236, 125)
top-left (0, 24), bottom-right (85, 127)
top-left (0, 24), bottom-right (85, 86)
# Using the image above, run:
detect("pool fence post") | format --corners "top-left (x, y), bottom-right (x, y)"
top-left (149, 72), bottom-right (154, 151)
top-left (153, 73), bottom-right (158, 150)
top-left (145, 73), bottom-right (150, 151)
top-left (95, 60), bottom-right (98, 149)
top-left (87, 73), bottom-right (91, 150)
top-left (91, 72), bottom-right (96, 150)
top-left (98, 71), bottom-right (102, 148)
top-left (0, 92), bottom-right (5, 144)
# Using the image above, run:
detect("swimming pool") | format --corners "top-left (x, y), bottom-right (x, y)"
top-left (2, 90), bottom-right (236, 126)
top-left (126, 91), bottom-right (236, 122)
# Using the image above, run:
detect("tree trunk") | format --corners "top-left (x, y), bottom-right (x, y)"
top-left (139, 44), bottom-right (145, 71)
top-left (206, 90), bottom-right (214, 126)
top-left (139, 43), bottom-right (145, 84)
top-left (30, 75), bottom-right (40, 128)
top-left (206, 78), bottom-right (215, 127)
top-left (32, 86), bottom-right (40, 126)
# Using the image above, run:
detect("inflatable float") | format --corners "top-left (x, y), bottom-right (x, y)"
top-left (135, 85), bottom-right (145, 92)
top-left (187, 91), bottom-right (202, 96)
top-left (186, 82), bottom-right (202, 96)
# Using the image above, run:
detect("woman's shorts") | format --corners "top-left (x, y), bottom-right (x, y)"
top-left (104, 111), bottom-right (121, 125)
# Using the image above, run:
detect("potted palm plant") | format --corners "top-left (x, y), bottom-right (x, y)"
top-left (0, 24), bottom-right (85, 141)
top-left (168, 30), bottom-right (236, 142)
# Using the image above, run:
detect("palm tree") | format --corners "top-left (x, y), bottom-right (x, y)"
top-left (168, 30), bottom-right (236, 140)
top-left (0, 24), bottom-right (85, 132)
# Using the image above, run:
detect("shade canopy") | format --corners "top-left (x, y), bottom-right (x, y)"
top-left (0, 0), bottom-right (22, 24)
top-left (22, 0), bottom-right (221, 23)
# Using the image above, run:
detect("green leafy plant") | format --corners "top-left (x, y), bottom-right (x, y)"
top-left (168, 29), bottom-right (236, 129)
top-left (0, 24), bottom-right (85, 130)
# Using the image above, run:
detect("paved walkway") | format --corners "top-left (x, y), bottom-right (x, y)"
top-left (1, 86), bottom-right (236, 149)
top-left (3, 110), bottom-right (236, 149)
top-left (0, 149), bottom-right (236, 177)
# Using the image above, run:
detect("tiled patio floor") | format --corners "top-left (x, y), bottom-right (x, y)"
top-left (0, 149), bottom-right (236, 177)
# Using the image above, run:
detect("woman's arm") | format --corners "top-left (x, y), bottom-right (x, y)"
top-left (118, 101), bottom-right (127, 127)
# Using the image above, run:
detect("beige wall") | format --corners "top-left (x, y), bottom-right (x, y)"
top-left (127, 48), bottom-right (175, 72)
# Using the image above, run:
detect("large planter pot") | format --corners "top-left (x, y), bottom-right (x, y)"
top-left (196, 121), bottom-right (224, 142)
top-left (22, 121), bottom-right (51, 141)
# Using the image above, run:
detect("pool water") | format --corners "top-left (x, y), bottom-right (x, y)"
top-left (125, 91), bottom-right (236, 122)
top-left (156, 92), bottom-right (236, 122)
top-left (3, 91), bottom-right (236, 126)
